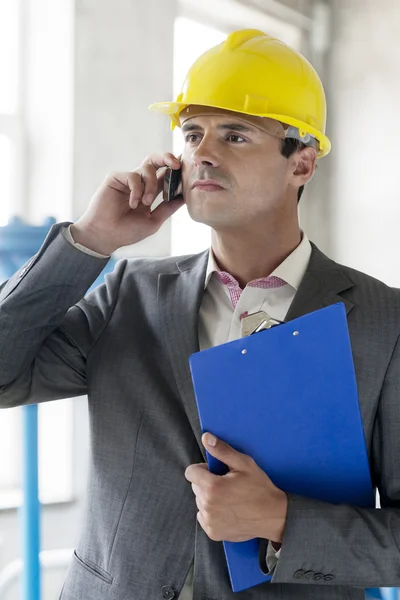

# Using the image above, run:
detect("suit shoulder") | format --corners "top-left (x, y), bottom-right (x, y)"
top-left (114, 251), bottom-right (207, 277)
top-left (337, 261), bottom-right (400, 304)
top-left (339, 261), bottom-right (396, 290)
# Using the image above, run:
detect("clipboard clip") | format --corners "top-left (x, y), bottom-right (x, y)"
top-left (250, 317), bottom-right (283, 335)
top-left (241, 309), bottom-right (284, 337)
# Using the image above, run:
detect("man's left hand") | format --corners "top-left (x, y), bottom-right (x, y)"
top-left (184, 432), bottom-right (288, 543)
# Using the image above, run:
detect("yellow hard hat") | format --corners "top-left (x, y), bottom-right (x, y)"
top-left (149, 29), bottom-right (331, 158)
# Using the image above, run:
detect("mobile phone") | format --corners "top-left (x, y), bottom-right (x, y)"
top-left (163, 167), bottom-right (183, 202)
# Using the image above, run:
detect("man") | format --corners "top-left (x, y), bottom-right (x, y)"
top-left (0, 29), bottom-right (399, 600)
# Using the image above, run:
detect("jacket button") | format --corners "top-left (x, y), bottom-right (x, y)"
top-left (324, 574), bottom-right (335, 582)
top-left (293, 569), bottom-right (305, 580)
top-left (313, 573), bottom-right (324, 581)
top-left (303, 570), bottom-right (314, 580)
top-left (161, 586), bottom-right (175, 600)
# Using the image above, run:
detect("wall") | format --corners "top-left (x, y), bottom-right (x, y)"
top-left (328, 0), bottom-right (400, 286)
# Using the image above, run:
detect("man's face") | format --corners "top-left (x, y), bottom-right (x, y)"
top-left (179, 107), bottom-right (296, 230)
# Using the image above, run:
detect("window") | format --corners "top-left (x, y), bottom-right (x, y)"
top-left (39, 400), bottom-right (73, 504)
top-left (0, 401), bottom-right (74, 508)
top-left (0, 1), bottom-right (21, 225)
top-left (0, 3), bottom-right (19, 114)
top-left (0, 408), bottom-right (21, 494)
top-left (171, 18), bottom-right (226, 256)
top-left (0, 136), bottom-right (15, 225)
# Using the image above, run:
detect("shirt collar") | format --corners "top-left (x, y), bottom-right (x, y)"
top-left (204, 233), bottom-right (311, 291)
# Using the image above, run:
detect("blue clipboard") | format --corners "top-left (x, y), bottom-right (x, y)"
top-left (189, 303), bottom-right (375, 593)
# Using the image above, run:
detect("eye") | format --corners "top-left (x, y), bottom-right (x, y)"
top-left (226, 134), bottom-right (246, 143)
top-left (184, 133), bottom-right (201, 144)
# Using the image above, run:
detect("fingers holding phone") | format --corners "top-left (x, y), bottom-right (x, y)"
top-left (135, 153), bottom-right (181, 208)
top-left (163, 162), bottom-right (183, 203)
top-left (71, 152), bottom-right (184, 255)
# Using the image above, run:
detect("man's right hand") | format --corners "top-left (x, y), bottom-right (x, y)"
top-left (70, 153), bottom-right (184, 255)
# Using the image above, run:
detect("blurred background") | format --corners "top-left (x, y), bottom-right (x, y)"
top-left (0, 0), bottom-right (398, 598)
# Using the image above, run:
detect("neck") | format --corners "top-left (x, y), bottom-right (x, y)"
top-left (211, 220), bottom-right (301, 289)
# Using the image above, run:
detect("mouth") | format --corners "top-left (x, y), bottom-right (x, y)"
top-left (191, 179), bottom-right (225, 192)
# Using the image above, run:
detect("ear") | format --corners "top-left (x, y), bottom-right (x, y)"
top-left (290, 146), bottom-right (317, 188)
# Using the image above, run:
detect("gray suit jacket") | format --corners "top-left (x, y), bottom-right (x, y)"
top-left (1, 222), bottom-right (400, 600)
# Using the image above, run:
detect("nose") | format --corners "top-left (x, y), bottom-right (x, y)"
top-left (190, 137), bottom-right (221, 168)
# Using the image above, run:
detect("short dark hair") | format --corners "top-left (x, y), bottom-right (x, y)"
top-left (280, 138), bottom-right (306, 202)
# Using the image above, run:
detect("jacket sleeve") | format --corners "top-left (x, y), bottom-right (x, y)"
top-left (0, 222), bottom-right (124, 408)
top-left (271, 332), bottom-right (400, 588)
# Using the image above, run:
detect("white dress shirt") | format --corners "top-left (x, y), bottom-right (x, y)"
top-left (62, 225), bottom-right (312, 598)
top-left (199, 236), bottom-right (311, 350)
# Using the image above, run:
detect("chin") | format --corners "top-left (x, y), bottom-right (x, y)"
top-left (186, 192), bottom-right (232, 222)
top-left (187, 208), bottom-right (242, 230)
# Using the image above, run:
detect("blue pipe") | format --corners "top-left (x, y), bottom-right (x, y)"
top-left (21, 404), bottom-right (40, 600)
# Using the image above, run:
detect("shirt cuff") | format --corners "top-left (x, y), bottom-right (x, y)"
top-left (266, 540), bottom-right (281, 572)
top-left (63, 225), bottom-right (110, 259)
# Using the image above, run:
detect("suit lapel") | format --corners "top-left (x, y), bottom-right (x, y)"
top-left (158, 251), bottom-right (209, 460)
top-left (285, 243), bottom-right (355, 321)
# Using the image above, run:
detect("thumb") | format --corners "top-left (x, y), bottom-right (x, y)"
top-left (202, 433), bottom-right (247, 471)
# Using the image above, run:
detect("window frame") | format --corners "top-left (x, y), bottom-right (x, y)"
top-left (0, 0), bottom-right (27, 224)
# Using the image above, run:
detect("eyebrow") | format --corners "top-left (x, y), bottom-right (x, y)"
top-left (181, 122), bottom-right (257, 134)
